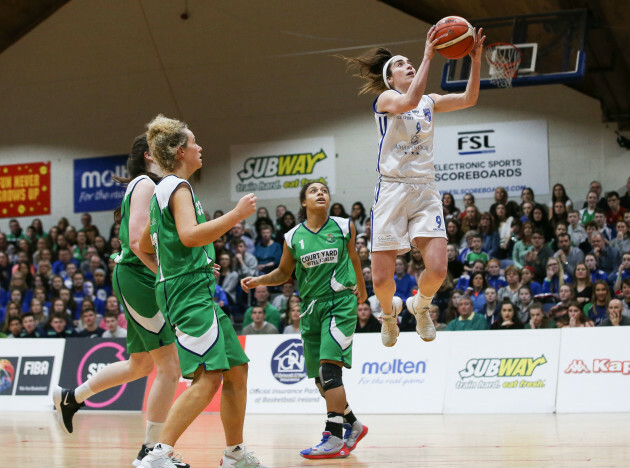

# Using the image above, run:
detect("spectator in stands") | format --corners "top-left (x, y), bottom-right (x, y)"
top-left (584, 253), bottom-right (608, 284)
top-left (478, 212), bottom-right (499, 258)
top-left (446, 219), bottom-right (463, 250)
top-left (0, 251), bottom-right (10, 289)
top-left (93, 235), bottom-right (110, 263)
top-left (428, 304), bottom-right (446, 331)
top-left (232, 238), bottom-right (258, 279)
top-left (542, 258), bottom-right (572, 294)
top-left (241, 285), bottom-right (281, 329)
top-left (620, 177), bottom-right (630, 210)
top-left (524, 229), bottom-right (553, 282)
top-left (498, 265), bottom-right (522, 304)
top-left (444, 289), bottom-right (464, 324)
top-left (98, 295), bottom-right (126, 330)
top-left (465, 233), bottom-right (488, 269)
top-left (394, 256), bottom-right (416, 304)
top-left (512, 221), bottom-right (534, 268)
top-left (254, 226), bottom-right (282, 275)
top-left (466, 271), bottom-right (487, 312)
top-left (588, 232), bottom-right (621, 276)
top-left (586, 180), bottom-right (610, 211)
top-left (567, 210), bottom-right (587, 246)
top-left (216, 251), bottom-right (239, 305)
top-left (76, 306), bottom-right (104, 338)
top-left (213, 235), bottom-right (228, 260)
top-left (102, 311), bottom-right (127, 338)
top-left (6, 219), bottom-right (25, 247)
top-left (52, 247), bottom-right (79, 276)
top-left (355, 300), bottom-right (380, 333)
top-left (355, 235), bottom-right (367, 251)
top-left (572, 262), bottom-right (592, 304)
top-left (599, 298), bottom-right (630, 326)
top-left (566, 301), bottom-right (593, 327)
top-left (494, 203), bottom-right (514, 257)
top-left (605, 191), bottom-right (626, 226)
top-left (407, 247), bottom-right (424, 282)
top-left (455, 259), bottom-right (485, 291)
top-left (447, 243), bottom-right (464, 280)
top-left (351, 202), bottom-right (368, 234)
top-left (490, 187), bottom-right (519, 219)
top-left (611, 252), bottom-right (630, 293)
top-left (517, 286), bottom-right (534, 323)
top-left (42, 312), bottom-right (76, 338)
top-left (531, 205), bottom-right (553, 242)
top-left (520, 201), bottom-right (534, 223)
top-left (525, 302), bottom-right (556, 329)
top-left (283, 303), bottom-right (301, 335)
top-left (520, 187), bottom-right (535, 206)
top-left (58, 288), bottom-right (78, 321)
top-left (283, 295), bottom-right (302, 326)
top-left (486, 259), bottom-right (507, 290)
top-left (329, 202), bottom-right (349, 218)
top-left (554, 232), bottom-right (584, 276)
top-left (5, 316), bottom-right (22, 338)
top-left (73, 231), bottom-right (89, 262)
top-left (461, 205), bottom-right (481, 233)
top-left (549, 284), bottom-right (574, 320)
top-left (357, 246), bottom-right (371, 270)
top-left (490, 299), bottom-right (523, 330)
top-left (550, 183), bottom-right (573, 211)
top-left (479, 286), bottom-right (500, 327)
top-left (362, 266), bottom-right (374, 298)
top-left (241, 306), bottom-right (278, 335)
top-left (580, 190), bottom-right (599, 225)
top-left (91, 269), bottom-right (111, 303)
top-left (442, 192), bottom-right (460, 222)
top-left (593, 209), bottom-right (613, 240)
top-left (445, 295), bottom-right (488, 331)
top-left (28, 297), bottom-right (46, 325)
top-left (20, 312), bottom-right (41, 337)
top-left (271, 280), bottom-right (296, 313)
top-left (228, 221), bottom-right (255, 255)
top-left (584, 280), bottom-right (611, 326)
top-left (462, 193), bottom-right (475, 212)
top-left (620, 278), bottom-right (630, 319)
top-left (274, 204), bottom-right (286, 233)
top-left (610, 220), bottom-right (630, 255)
top-left (275, 211), bottom-right (297, 243)
top-left (433, 274), bottom-right (454, 319)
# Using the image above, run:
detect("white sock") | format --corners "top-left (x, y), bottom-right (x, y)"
top-left (413, 293), bottom-right (433, 311)
top-left (144, 420), bottom-right (164, 447)
top-left (226, 444), bottom-right (246, 459)
top-left (153, 443), bottom-right (173, 454)
top-left (74, 381), bottom-right (95, 403)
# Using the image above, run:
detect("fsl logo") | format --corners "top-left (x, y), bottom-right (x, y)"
top-left (237, 151), bottom-right (327, 181)
top-left (459, 355), bottom-right (547, 379)
top-left (271, 339), bottom-right (307, 385)
top-left (457, 130), bottom-right (496, 155)
top-left (564, 359), bottom-right (630, 375)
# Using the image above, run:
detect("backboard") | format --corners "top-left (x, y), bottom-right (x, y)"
top-left (441, 9), bottom-right (587, 90)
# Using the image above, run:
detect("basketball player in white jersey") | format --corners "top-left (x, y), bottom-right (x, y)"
top-left (342, 25), bottom-right (485, 346)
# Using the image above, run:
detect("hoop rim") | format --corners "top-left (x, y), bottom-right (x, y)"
top-left (484, 42), bottom-right (522, 67)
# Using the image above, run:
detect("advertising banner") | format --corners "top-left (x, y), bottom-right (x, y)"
top-left (0, 162), bottom-right (51, 218)
top-left (557, 327), bottom-right (630, 413)
top-left (434, 120), bottom-right (549, 199)
top-left (58, 338), bottom-right (146, 411)
top-left (244, 335), bottom-right (326, 414)
top-left (343, 332), bottom-right (449, 414)
top-left (230, 137), bottom-right (335, 201)
top-left (73, 155), bottom-right (128, 212)
top-left (443, 329), bottom-right (561, 413)
top-left (0, 338), bottom-right (65, 411)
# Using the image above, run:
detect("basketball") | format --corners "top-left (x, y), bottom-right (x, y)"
top-left (434, 16), bottom-right (475, 60)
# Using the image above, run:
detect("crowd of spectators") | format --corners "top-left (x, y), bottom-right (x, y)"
top-left (2, 178), bottom-right (630, 340)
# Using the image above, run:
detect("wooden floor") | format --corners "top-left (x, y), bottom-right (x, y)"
top-left (4, 411), bottom-right (629, 467)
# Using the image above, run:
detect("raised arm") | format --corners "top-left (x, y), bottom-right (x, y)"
top-left (430, 28), bottom-right (485, 113)
top-left (172, 186), bottom-right (257, 248)
top-left (241, 242), bottom-right (297, 291)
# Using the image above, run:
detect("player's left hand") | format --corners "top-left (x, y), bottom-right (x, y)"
top-left (469, 27), bottom-right (485, 61)
top-left (213, 263), bottom-right (221, 278)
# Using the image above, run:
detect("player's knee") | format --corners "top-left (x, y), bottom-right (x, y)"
top-left (372, 272), bottom-right (392, 289)
top-left (314, 377), bottom-right (325, 397)
top-left (319, 363), bottom-right (343, 392)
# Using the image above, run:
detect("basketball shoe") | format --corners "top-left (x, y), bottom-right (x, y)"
top-left (52, 386), bottom-right (85, 434)
top-left (300, 431), bottom-right (350, 459)
top-left (138, 444), bottom-right (178, 468)
top-left (406, 296), bottom-right (436, 341)
top-left (343, 421), bottom-right (368, 451)
top-left (133, 445), bottom-right (189, 468)
top-left (220, 446), bottom-right (267, 467)
top-left (380, 296), bottom-right (402, 347)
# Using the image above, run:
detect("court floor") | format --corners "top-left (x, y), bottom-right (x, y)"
top-left (4, 411), bottom-right (629, 467)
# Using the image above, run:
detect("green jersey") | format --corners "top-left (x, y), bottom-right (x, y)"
top-left (150, 175), bottom-right (215, 283)
top-left (285, 216), bottom-right (356, 300)
top-left (112, 175), bottom-right (151, 267)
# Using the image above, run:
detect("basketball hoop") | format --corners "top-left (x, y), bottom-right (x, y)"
top-left (485, 43), bottom-right (522, 88)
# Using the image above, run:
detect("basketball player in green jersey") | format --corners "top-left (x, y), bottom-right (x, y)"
top-left (137, 115), bottom-right (267, 468)
top-left (53, 135), bottom-right (188, 467)
top-left (241, 182), bottom-right (369, 460)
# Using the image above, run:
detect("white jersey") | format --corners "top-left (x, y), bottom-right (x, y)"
top-left (373, 93), bottom-right (435, 180)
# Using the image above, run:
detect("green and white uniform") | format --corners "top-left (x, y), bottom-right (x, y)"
top-left (112, 175), bottom-right (175, 354)
top-left (150, 175), bottom-right (248, 379)
top-left (285, 216), bottom-right (358, 378)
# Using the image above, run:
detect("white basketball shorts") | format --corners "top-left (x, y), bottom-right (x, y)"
top-left (370, 179), bottom-right (447, 255)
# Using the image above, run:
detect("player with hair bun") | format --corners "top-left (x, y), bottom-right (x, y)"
top-left (340, 25), bottom-right (485, 347)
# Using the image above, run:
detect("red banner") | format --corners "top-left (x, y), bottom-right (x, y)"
top-left (0, 162), bottom-right (51, 218)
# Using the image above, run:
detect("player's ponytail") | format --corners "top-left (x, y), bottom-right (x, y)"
top-left (338, 47), bottom-right (394, 95)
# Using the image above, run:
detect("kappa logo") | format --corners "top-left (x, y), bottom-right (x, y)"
top-left (564, 359), bottom-right (630, 375)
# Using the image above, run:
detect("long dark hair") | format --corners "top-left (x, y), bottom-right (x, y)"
top-left (339, 47), bottom-right (394, 95)
top-left (298, 181), bottom-right (330, 222)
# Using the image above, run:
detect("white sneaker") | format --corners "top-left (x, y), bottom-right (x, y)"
top-left (406, 296), bottom-right (436, 342)
top-left (139, 444), bottom-right (177, 468)
top-left (220, 447), bottom-right (267, 467)
top-left (380, 296), bottom-right (402, 347)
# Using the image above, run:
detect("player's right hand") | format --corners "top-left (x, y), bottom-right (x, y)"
top-left (241, 276), bottom-right (258, 292)
top-left (235, 193), bottom-right (257, 219)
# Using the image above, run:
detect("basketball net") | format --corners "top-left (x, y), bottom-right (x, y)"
top-left (485, 43), bottom-right (522, 88)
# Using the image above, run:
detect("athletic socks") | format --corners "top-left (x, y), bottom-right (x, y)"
top-left (343, 404), bottom-right (357, 425)
top-left (325, 412), bottom-right (344, 439)
top-left (144, 420), bottom-right (164, 448)
top-left (225, 443), bottom-right (246, 459)
top-left (414, 293), bottom-right (433, 311)
top-left (74, 381), bottom-right (95, 404)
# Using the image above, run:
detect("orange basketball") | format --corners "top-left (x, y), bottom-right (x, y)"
top-left (434, 16), bottom-right (475, 60)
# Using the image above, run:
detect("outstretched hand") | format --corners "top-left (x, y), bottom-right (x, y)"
top-left (468, 27), bottom-right (486, 61)
top-left (235, 193), bottom-right (258, 220)
top-left (241, 276), bottom-right (259, 293)
top-left (424, 25), bottom-right (440, 59)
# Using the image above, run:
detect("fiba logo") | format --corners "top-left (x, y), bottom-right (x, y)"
top-left (457, 130), bottom-right (496, 155)
top-left (270, 339), bottom-right (307, 385)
